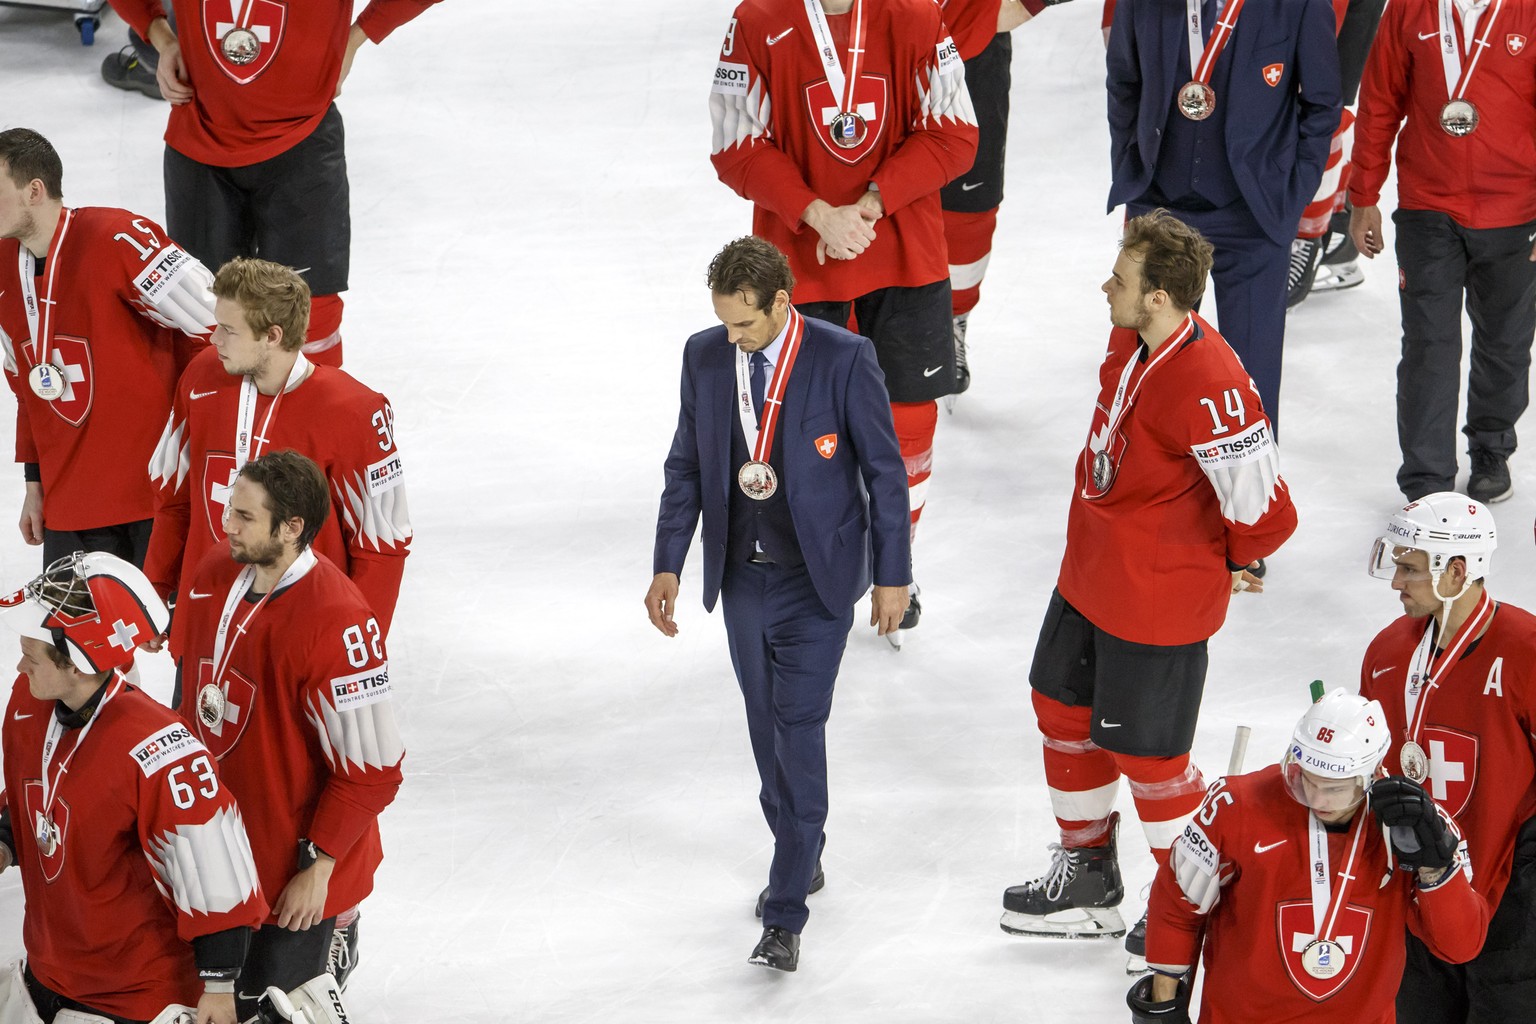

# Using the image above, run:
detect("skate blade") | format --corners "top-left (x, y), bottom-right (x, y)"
top-left (886, 629), bottom-right (904, 650)
top-left (1311, 266), bottom-right (1364, 292)
top-left (1125, 953), bottom-right (1149, 975)
top-left (999, 906), bottom-right (1126, 938)
top-left (943, 394), bottom-right (957, 415)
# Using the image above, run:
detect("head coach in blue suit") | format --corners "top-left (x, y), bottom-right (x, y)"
top-left (1106, 0), bottom-right (1341, 435)
top-left (646, 236), bottom-right (912, 973)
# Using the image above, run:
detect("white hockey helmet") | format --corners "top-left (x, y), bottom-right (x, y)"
top-left (0, 552), bottom-right (169, 673)
top-left (1281, 688), bottom-right (1391, 813)
top-left (1368, 492), bottom-right (1496, 595)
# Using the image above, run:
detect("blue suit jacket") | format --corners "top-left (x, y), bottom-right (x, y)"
top-left (653, 317), bottom-right (912, 615)
top-left (1106, 0), bottom-right (1342, 245)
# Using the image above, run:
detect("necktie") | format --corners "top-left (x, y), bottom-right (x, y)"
top-left (750, 352), bottom-right (767, 422)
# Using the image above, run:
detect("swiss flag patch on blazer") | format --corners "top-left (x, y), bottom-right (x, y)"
top-left (1263, 63), bottom-right (1284, 86)
top-left (815, 434), bottom-right (838, 459)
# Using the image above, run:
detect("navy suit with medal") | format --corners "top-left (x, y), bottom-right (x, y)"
top-left (1107, 0), bottom-right (1341, 431)
top-left (654, 313), bottom-right (910, 934)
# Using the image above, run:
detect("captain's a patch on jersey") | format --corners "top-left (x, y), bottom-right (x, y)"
top-left (712, 61), bottom-right (750, 97)
top-left (366, 453), bottom-right (405, 497)
top-left (1178, 820), bottom-right (1220, 877)
top-left (331, 666), bottom-right (392, 711)
top-left (133, 245), bottom-right (191, 302)
top-left (936, 36), bottom-right (962, 76)
top-left (130, 723), bottom-right (206, 777)
top-left (1190, 419), bottom-right (1273, 468)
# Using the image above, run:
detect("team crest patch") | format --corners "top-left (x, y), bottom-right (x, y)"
top-left (815, 434), bottom-right (838, 459)
top-left (804, 74), bottom-right (889, 165)
top-left (23, 782), bottom-right (69, 883)
top-left (25, 334), bottom-right (93, 428)
top-left (202, 0), bottom-right (288, 85)
top-left (131, 723), bottom-right (206, 777)
top-left (194, 660), bottom-right (258, 759)
top-left (1413, 725), bottom-right (1478, 818)
top-left (1277, 900), bottom-right (1372, 1001)
top-left (1509, 34), bottom-right (1527, 55)
top-left (1263, 63), bottom-right (1285, 86)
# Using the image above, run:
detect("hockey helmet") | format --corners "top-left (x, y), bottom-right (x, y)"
top-left (0, 552), bottom-right (169, 673)
top-left (1281, 688), bottom-right (1391, 815)
top-left (1368, 492), bottom-right (1496, 594)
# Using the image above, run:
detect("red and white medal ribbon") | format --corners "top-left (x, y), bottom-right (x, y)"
top-left (233, 354), bottom-right (311, 474)
top-left (735, 308), bottom-right (807, 464)
top-left (1438, 0), bottom-right (1503, 102)
top-left (1080, 315), bottom-right (1192, 499)
top-left (16, 207), bottom-right (75, 377)
top-left (1186, 0), bottom-right (1250, 89)
top-left (36, 671), bottom-right (125, 850)
top-left (1305, 809), bottom-right (1368, 960)
top-left (1402, 588), bottom-right (1493, 750)
top-left (208, 547), bottom-right (318, 695)
top-left (804, 0), bottom-right (867, 122)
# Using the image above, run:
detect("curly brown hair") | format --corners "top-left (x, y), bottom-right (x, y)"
top-left (706, 236), bottom-right (796, 310)
top-left (1120, 209), bottom-right (1215, 312)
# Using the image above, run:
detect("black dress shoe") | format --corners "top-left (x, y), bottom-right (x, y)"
top-left (748, 926), bottom-right (800, 972)
top-left (755, 862), bottom-right (825, 918)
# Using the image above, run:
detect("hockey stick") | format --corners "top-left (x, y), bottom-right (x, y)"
top-left (1227, 725), bottom-right (1251, 776)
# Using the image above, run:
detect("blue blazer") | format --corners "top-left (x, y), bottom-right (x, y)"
top-left (653, 317), bottom-right (912, 616)
top-left (1106, 0), bottom-right (1342, 245)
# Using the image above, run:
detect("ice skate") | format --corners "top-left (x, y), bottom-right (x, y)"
top-left (1124, 909), bottom-right (1148, 974)
top-left (1000, 812), bottom-right (1126, 937)
top-left (945, 314), bottom-right (969, 414)
top-left (887, 584), bottom-right (920, 650)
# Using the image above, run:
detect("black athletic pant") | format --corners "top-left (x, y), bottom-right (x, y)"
top-left (42, 519), bottom-right (152, 568)
top-left (236, 919), bottom-right (336, 1019)
top-left (1397, 816), bottom-right (1536, 1023)
top-left (1393, 210), bottom-right (1536, 499)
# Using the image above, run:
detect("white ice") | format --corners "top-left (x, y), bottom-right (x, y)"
top-left (0, 3), bottom-right (1520, 1022)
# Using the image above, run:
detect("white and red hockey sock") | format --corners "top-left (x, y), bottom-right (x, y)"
top-left (305, 293), bottom-right (345, 367)
top-left (1297, 109), bottom-right (1355, 239)
top-left (1033, 691), bottom-right (1121, 848)
top-left (1109, 750), bottom-right (1206, 869)
top-left (943, 208), bottom-right (999, 319)
top-left (891, 400), bottom-right (938, 541)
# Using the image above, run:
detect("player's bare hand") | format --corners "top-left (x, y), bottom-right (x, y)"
top-left (336, 23), bottom-right (369, 98)
top-left (139, 633), bottom-right (168, 654)
top-left (803, 200), bottom-right (876, 264)
top-left (855, 188), bottom-right (884, 222)
top-left (274, 857), bottom-right (332, 931)
top-left (646, 572), bottom-right (681, 637)
top-left (1232, 563), bottom-right (1264, 595)
top-left (870, 584), bottom-right (909, 636)
top-left (18, 482), bottom-right (43, 546)
top-left (195, 990), bottom-right (238, 1024)
top-left (1349, 204), bottom-right (1384, 260)
top-left (154, 41), bottom-right (194, 105)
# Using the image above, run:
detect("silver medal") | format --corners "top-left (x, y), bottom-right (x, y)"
top-left (829, 111), bottom-right (867, 149)
top-left (28, 363), bottom-right (66, 401)
top-left (220, 27), bottom-right (262, 65)
top-left (737, 460), bottom-right (778, 501)
top-left (197, 682), bottom-right (227, 728)
top-left (35, 814), bottom-right (57, 857)
top-left (1092, 450), bottom-right (1115, 493)
top-left (1300, 939), bottom-right (1345, 979)
top-left (1399, 740), bottom-right (1429, 783)
top-left (1439, 99), bottom-right (1479, 137)
top-left (1178, 81), bottom-right (1216, 121)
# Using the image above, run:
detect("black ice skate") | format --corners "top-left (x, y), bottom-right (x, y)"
top-left (1124, 909), bottom-right (1148, 974)
top-left (945, 314), bottom-right (970, 414)
top-left (887, 584), bottom-right (920, 650)
top-left (1000, 811), bottom-right (1126, 938)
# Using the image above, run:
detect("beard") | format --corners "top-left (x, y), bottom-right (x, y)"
top-left (231, 532), bottom-right (284, 567)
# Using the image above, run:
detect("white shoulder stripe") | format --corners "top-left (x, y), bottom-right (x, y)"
top-left (146, 805), bottom-right (262, 915)
top-left (306, 684), bottom-right (405, 774)
top-left (149, 413), bottom-right (191, 491)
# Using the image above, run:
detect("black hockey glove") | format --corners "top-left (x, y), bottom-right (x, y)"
top-left (1127, 974), bottom-right (1192, 1024)
top-left (1369, 775), bottom-right (1458, 870)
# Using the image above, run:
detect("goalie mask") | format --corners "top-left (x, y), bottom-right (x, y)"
top-left (1282, 688), bottom-right (1391, 817)
top-left (0, 552), bottom-right (169, 673)
top-left (1368, 493), bottom-right (1496, 615)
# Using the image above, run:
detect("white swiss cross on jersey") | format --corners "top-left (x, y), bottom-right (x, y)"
top-left (1418, 725), bottom-right (1479, 818)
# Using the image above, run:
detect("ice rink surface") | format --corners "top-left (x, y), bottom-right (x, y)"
top-left (0, 3), bottom-right (1522, 1021)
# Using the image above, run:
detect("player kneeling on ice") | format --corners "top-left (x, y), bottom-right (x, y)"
top-left (1129, 690), bottom-right (1488, 1024)
top-left (0, 552), bottom-right (267, 1024)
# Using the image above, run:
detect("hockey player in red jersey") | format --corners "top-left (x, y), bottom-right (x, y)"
top-left (0, 552), bottom-right (267, 1024)
top-left (144, 257), bottom-right (410, 647)
top-left (1001, 211), bottom-right (1297, 964)
top-left (107, 0), bottom-right (442, 367)
top-left (1129, 690), bottom-right (1488, 1024)
top-left (710, 0), bottom-right (978, 644)
top-left (0, 128), bottom-right (212, 567)
top-left (1360, 493), bottom-right (1536, 1022)
top-left (175, 450), bottom-right (404, 1017)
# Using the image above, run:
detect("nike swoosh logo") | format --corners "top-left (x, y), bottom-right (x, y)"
top-left (1099, 719), bottom-right (1122, 728)
top-left (12, 712), bottom-right (31, 721)
top-left (923, 366), bottom-right (944, 377)
top-left (1255, 839), bottom-right (1287, 854)
top-left (189, 388), bottom-right (219, 400)
top-left (767, 27), bottom-right (794, 45)
top-left (960, 181), bottom-right (984, 191)
top-left (1528, 231), bottom-right (1536, 243)
top-left (1419, 30), bottom-right (1440, 39)
top-left (1371, 665), bottom-right (1396, 679)
top-left (188, 590), bottom-right (213, 600)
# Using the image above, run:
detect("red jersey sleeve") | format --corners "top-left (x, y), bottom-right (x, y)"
top-left (1347, 0), bottom-right (1410, 208)
top-left (1147, 777), bottom-right (1242, 974)
top-left (108, 0), bottom-right (167, 41)
top-left (297, 606), bottom-right (404, 860)
top-left (128, 719), bottom-right (268, 941)
top-left (2, 331), bottom-right (39, 464)
top-left (145, 366), bottom-right (196, 599)
top-left (1405, 838), bottom-right (1490, 964)
top-left (354, 0), bottom-right (441, 43)
top-left (328, 390), bottom-right (411, 635)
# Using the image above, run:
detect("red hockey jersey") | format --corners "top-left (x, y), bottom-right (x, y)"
top-left (2, 676), bottom-right (266, 1019)
top-left (1360, 600), bottom-right (1536, 914)
top-left (1058, 314), bottom-right (1297, 645)
top-left (1147, 768), bottom-right (1488, 1024)
top-left (109, 0), bottom-right (441, 166)
top-left (710, 0), bottom-right (979, 302)
top-left (176, 549), bottom-right (404, 921)
top-left (144, 347), bottom-right (410, 641)
top-left (0, 208), bottom-right (207, 532)
top-left (941, 0), bottom-right (1005, 60)
top-left (1350, 0), bottom-right (1536, 228)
